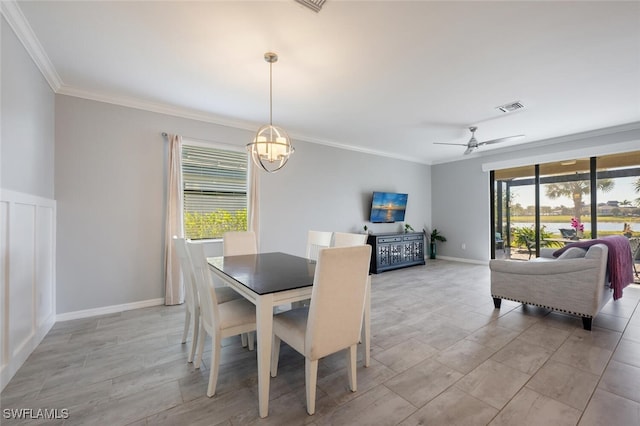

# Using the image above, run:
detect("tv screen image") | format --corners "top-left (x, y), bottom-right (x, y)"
top-left (369, 192), bottom-right (408, 223)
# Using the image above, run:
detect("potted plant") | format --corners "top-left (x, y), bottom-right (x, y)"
top-left (404, 223), bottom-right (414, 233)
top-left (428, 229), bottom-right (446, 259)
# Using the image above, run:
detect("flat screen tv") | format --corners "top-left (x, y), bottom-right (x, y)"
top-left (369, 192), bottom-right (408, 223)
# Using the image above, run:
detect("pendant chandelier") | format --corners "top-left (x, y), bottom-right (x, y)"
top-left (247, 52), bottom-right (294, 173)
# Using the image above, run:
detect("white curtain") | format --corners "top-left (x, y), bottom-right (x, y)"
top-left (164, 134), bottom-right (184, 305)
top-left (247, 155), bottom-right (260, 249)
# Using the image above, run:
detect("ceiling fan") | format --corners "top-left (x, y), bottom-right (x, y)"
top-left (435, 126), bottom-right (525, 155)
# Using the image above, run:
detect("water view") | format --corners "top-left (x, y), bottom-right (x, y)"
top-left (511, 221), bottom-right (637, 234)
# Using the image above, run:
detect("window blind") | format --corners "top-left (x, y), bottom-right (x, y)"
top-left (182, 144), bottom-right (248, 239)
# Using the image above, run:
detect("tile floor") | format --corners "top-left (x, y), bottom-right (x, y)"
top-left (2, 260), bottom-right (640, 425)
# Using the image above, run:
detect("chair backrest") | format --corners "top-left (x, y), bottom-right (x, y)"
top-left (223, 231), bottom-right (257, 256)
top-left (560, 228), bottom-right (577, 239)
top-left (305, 230), bottom-right (332, 261)
top-left (187, 241), bottom-right (220, 332)
top-left (306, 245), bottom-right (372, 360)
top-left (331, 232), bottom-right (367, 247)
top-left (629, 237), bottom-right (640, 258)
top-left (173, 236), bottom-right (197, 312)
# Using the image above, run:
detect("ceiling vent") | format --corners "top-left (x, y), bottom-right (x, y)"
top-left (496, 101), bottom-right (525, 113)
top-left (295, 0), bottom-right (326, 12)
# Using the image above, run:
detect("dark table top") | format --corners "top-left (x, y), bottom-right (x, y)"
top-left (208, 252), bottom-right (316, 295)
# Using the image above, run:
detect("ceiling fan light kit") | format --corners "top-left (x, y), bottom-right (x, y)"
top-left (434, 126), bottom-right (525, 155)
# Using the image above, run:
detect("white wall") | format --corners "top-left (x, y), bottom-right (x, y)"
top-left (54, 95), bottom-right (431, 315)
top-left (1, 17), bottom-right (56, 391)
top-left (431, 125), bottom-right (640, 263)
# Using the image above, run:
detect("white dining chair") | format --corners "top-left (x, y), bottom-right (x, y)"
top-left (290, 230), bottom-right (333, 309)
top-left (330, 231), bottom-right (372, 367)
top-left (305, 230), bottom-right (333, 261)
top-left (173, 237), bottom-right (241, 363)
top-left (223, 230), bottom-right (258, 347)
top-left (270, 245), bottom-right (372, 415)
top-left (187, 241), bottom-right (257, 397)
top-left (331, 232), bottom-right (367, 247)
top-left (223, 231), bottom-right (257, 256)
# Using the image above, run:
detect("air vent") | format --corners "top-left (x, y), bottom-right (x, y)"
top-left (295, 0), bottom-right (326, 12)
top-left (496, 101), bottom-right (525, 113)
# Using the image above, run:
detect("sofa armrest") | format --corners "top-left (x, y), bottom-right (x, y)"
top-left (489, 258), bottom-right (601, 275)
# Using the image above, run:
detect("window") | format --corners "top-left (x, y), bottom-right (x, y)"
top-left (182, 143), bottom-right (248, 239)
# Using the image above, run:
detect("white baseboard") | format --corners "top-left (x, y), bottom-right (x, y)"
top-left (56, 298), bottom-right (166, 322)
top-left (436, 256), bottom-right (489, 266)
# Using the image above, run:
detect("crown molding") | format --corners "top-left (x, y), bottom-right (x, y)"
top-left (292, 132), bottom-right (430, 165)
top-left (479, 122), bottom-right (640, 172)
top-left (1, 0), bottom-right (61, 91)
top-left (57, 85), bottom-right (262, 132)
top-left (58, 85), bottom-right (431, 166)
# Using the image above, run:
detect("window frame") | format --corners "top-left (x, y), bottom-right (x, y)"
top-left (181, 138), bottom-right (248, 242)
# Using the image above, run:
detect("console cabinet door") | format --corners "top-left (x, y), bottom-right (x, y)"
top-left (368, 232), bottom-right (425, 273)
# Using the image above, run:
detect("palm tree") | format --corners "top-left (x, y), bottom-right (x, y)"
top-left (634, 178), bottom-right (640, 207)
top-left (545, 179), bottom-right (614, 222)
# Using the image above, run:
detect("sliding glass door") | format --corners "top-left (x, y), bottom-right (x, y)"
top-left (491, 151), bottom-right (640, 261)
top-left (493, 166), bottom-right (537, 260)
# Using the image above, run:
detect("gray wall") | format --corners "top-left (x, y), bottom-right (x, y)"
top-left (1, 16), bottom-right (55, 198)
top-left (431, 126), bottom-right (640, 262)
top-left (259, 140), bottom-right (431, 256)
top-left (55, 95), bottom-right (431, 313)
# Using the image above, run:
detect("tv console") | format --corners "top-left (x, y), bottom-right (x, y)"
top-left (367, 232), bottom-right (425, 274)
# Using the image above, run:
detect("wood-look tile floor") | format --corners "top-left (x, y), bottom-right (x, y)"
top-left (3, 260), bottom-right (640, 425)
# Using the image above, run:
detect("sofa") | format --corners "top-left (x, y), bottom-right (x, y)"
top-left (489, 244), bottom-right (611, 330)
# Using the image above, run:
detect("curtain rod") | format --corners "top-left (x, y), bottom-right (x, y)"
top-left (161, 132), bottom-right (217, 145)
top-left (161, 132), bottom-right (246, 151)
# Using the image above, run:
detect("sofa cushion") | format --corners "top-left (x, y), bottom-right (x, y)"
top-left (557, 247), bottom-right (587, 259)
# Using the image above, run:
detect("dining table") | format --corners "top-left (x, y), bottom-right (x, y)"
top-left (207, 251), bottom-right (371, 418)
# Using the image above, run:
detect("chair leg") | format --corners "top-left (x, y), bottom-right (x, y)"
top-left (347, 345), bottom-right (357, 392)
top-left (188, 308), bottom-right (199, 363)
top-left (493, 297), bottom-right (502, 309)
top-left (207, 333), bottom-right (222, 397)
top-left (194, 323), bottom-right (206, 369)
top-left (363, 277), bottom-right (371, 367)
top-left (582, 317), bottom-right (592, 331)
top-left (241, 333), bottom-right (248, 347)
top-left (181, 310), bottom-right (191, 344)
top-left (248, 332), bottom-right (255, 351)
top-left (270, 335), bottom-right (281, 377)
top-left (305, 358), bottom-right (319, 415)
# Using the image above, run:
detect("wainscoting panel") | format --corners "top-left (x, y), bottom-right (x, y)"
top-left (0, 190), bottom-right (56, 392)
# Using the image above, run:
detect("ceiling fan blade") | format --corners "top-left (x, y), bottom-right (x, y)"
top-left (478, 134), bottom-right (525, 146)
top-left (463, 146), bottom-right (475, 155)
top-left (434, 142), bottom-right (469, 147)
